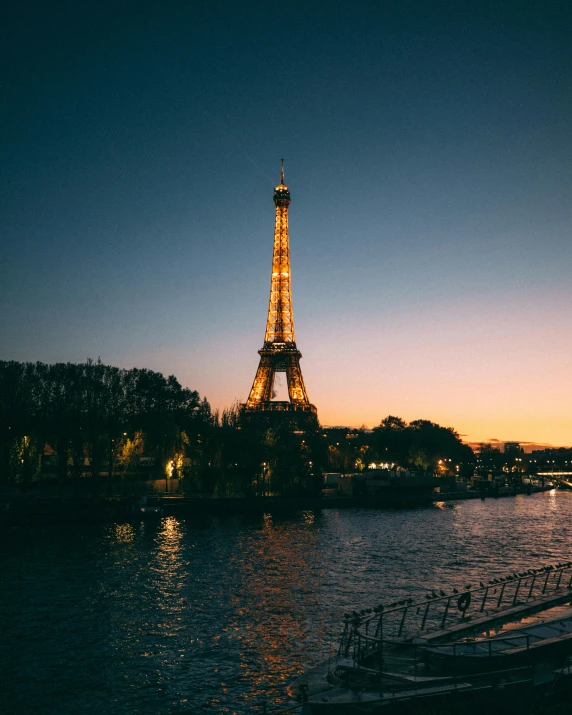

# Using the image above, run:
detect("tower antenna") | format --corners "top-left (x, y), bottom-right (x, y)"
top-left (280, 158), bottom-right (285, 183)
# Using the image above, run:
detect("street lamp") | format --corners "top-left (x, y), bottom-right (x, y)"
top-left (165, 459), bottom-right (174, 493)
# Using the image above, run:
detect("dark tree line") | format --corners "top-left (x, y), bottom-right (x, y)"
top-left (0, 360), bottom-right (326, 497)
top-left (0, 360), bottom-right (474, 497)
top-left (0, 359), bottom-right (215, 492)
top-left (326, 416), bottom-right (474, 477)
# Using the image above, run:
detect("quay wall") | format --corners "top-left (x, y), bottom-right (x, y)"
top-left (0, 485), bottom-right (553, 525)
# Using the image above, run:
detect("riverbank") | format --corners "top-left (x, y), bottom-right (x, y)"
top-left (0, 485), bottom-right (553, 525)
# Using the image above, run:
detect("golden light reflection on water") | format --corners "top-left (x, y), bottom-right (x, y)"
top-left (153, 516), bottom-right (187, 626)
top-left (155, 516), bottom-right (183, 567)
top-left (302, 510), bottom-right (315, 525)
top-left (113, 523), bottom-right (136, 542)
top-left (159, 515), bottom-right (182, 542)
top-left (225, 511), bottom-right (328, 706)
top-left (434, 501), bottom-right (460, 511)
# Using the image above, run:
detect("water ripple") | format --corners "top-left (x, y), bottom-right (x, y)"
top-left (1, 491), bottom-right (571, 713)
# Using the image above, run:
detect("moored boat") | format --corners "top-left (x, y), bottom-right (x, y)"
top-left (288, 562), bottom-right (572, 713)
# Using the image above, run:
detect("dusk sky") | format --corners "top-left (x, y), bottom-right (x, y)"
top-left (2, 1), bottom-right (571, 446)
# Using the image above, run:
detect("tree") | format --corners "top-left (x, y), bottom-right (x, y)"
top-left (0, 359), bottom-right (213, 492)
top-left (371, 415), bottom-right (474, 474)
top-left (372, 415), bottom-right (408, 463)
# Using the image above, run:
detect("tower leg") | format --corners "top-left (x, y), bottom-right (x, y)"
top-left (285, 355), bottom-right (310, 404)
top-left (245, 355), bottom-right (275, 408)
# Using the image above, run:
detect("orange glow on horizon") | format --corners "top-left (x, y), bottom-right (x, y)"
top-left (136, 284), bottom-right (571, 449)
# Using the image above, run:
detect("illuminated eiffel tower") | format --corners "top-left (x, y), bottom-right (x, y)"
top-left (242, 161), bottom-right (318, 423)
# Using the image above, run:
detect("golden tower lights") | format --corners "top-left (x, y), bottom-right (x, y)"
top-left (243, 161), bottom-right (317, 420)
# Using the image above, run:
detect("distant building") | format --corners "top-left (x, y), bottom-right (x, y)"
top-left (504, 442), bottom-right (524, 455)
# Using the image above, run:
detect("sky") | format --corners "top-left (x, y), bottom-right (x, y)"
top-left (1, 1), bottom-right (571, 447)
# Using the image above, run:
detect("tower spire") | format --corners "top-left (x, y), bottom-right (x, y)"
top-left (242, 162), bottom-right (317, 422)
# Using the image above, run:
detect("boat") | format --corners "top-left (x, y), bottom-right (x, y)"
top-left (288, 562), bottom-right (572, 713)
top-left (138, 496), bottom-right (163, 516)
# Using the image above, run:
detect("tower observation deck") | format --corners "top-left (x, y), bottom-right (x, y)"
top-left (242, 161), bottom-right (317, 422)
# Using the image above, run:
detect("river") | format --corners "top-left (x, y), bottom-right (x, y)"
top-left (1, 490), bottom-right (571, 714)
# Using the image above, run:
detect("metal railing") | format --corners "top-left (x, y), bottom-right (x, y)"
top-left (337, 626), bottom-right (534, 686)
top-left (338, 561), bottom-right (572, 665)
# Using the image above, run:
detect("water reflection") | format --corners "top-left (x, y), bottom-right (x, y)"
top-left (113, 522), bottom-right (136, 542)
top-left (2, 493), bottom-right (572, 714)
top-left (434, 501), bottom-right (460, 511)
top-left (225, 511), bottom-right (325, 708)
top-left (153, 516), bottom-right (186, 608)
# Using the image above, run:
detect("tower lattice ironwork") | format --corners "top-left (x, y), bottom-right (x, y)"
top-left (242, 161), bottom-right (317, 420)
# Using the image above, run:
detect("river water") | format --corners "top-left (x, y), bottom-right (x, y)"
top-left (1, 491), bottom-right (571, 714)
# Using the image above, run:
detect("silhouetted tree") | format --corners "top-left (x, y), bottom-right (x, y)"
top-left (371, 416), bottom-right (474, 474)
top-left (0, 360), bottom-right (213, 492)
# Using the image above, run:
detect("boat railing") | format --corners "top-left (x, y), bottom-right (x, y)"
top-left (338, 561), bottom-right (572, 662)
top-left (340, 626), bottom-right (534, 680)
top-left (423, 632), bottom-right (533, 658)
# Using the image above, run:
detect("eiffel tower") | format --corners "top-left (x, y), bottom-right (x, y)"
top-left (242, 161), bottom-right (318, 423)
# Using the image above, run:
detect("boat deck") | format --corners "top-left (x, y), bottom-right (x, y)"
top-left (423, 606), bottom-right (572, 659)
top-left (418, 591), bottom-right (572, 645)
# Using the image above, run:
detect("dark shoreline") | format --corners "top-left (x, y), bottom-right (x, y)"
top-left (0, 486), bottom-right (554, 526)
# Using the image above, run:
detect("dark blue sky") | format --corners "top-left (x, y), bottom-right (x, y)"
top-left (2, 1), bottom-right (571, 443)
